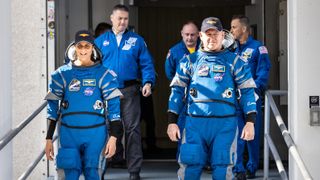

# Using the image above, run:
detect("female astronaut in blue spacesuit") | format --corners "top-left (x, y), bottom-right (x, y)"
top-left (44, 30), bottom-right (123, 180)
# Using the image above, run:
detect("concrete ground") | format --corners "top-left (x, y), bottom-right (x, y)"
top-left (103, 160), bottom-right (282, 180)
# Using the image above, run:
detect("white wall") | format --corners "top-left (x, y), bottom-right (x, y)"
top-left (92, 0), bottom-right (119, 30)
top-left (288, 0), bottom-right (320, 179)
top-left (92, 0), bottom-right (137, 31)
top-left (245, 0), bottom-right (264, 42)
top-left (0, 0), bottom-right (12, 179)
top-left (11, 0), bottom-right (48, 179)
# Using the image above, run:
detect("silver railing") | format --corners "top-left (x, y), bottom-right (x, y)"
top-left (0, 102), bottom-right (47, 151)
top-left (0, 101), bottom-right (54, 180)
top-left (263, 90), bottom-right (312, 180)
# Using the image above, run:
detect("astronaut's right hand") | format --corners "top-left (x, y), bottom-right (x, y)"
top-left (167, 123), bottom-right (180, 142)
top-left (45, 139), bottom-right (54, 161)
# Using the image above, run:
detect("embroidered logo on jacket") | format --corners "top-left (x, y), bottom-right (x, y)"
top-left (214, 73), bottom-right (225, 82)
top-left (69, 79), bottom-right (81, 91)
top-left (122, 37), bottom-right (137, 50)
top-left (197, 64), bottom-right (210, 76)
top-left (84, 87), bottom-right (95, 96)
top-left (103, 40), bottom-right (110, 46)
top-left (212, 65), bottom-right (225, 72)
top-left (83, 79), bottom-right (96, 86)
top-left (259, 46), bottom-right (268, 54)
top-left (241, 48), bottom-right (254, 61)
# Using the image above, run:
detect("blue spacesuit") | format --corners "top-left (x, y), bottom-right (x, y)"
top-left (233, 36), bottom-right (271, 175)
top-left (45, 61), bottom-right (122, 180)
top-left (165, 40), bottom-right (200, 80)
top-left (168, 48), bottom-right (257, 179)
top-left (165, 40), bottom-right (200, 159)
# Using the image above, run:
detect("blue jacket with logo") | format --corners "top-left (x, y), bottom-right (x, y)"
top-left (168, 49), bottom-right (257, 118)
top-left (165, 40), bottom-right (200, 80)
top-left (95, 30), bottom-right (155, 88)
top-left (46, 62), bottom-right (122, 126)
top-left (235, 36), bottom-right (271, 95)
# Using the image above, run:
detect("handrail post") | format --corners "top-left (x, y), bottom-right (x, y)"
top-left (264, 91), bottom-right (270, 179)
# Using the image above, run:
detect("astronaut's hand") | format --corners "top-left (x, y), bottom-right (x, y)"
top-left (45, 139), bottom-right (54, 161)
top-left (167, 123), bottom-right (180, 142)
top-left (142, 83), bottom-right (152, 97)
top-left (105, 136), bottom-right (117, 158)
top-left (241, 122), bottom-right (255, 141)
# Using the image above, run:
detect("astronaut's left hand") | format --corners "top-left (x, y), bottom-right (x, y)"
top-left (104, 136), bottom-right (117, 158)
top-left (142, 83), bottom-right (152, 97)
top-left (241, 122), bottom-right (255, 141)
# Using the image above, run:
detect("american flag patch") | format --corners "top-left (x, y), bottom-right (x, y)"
top-left (259, 46), bottom-right (268, 54)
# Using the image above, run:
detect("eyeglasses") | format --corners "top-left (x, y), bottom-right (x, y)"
top-left (76, 43), bottom-right (92, 50)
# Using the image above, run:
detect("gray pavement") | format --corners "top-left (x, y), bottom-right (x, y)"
top-left (104, 160), bottom-right (282, 180)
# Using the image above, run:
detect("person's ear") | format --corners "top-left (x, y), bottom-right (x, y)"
top-left (110, 14), bottom-right (113, 22)
top-left (199, 32), bottom-right (204, 41)
top-left (242, 26), bottom-right (247, 33)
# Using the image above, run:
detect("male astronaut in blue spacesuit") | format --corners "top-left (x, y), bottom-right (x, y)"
top-left (231, 15), bottom-right (271, 179)
top-left (95, 4), bottom-right (155, 180)
top-left (167, 17), bottom-right (257, 180)
top-left (45, 30), bottom-right (123, 180)
top-left (165, 21), bottom-right (200, 160)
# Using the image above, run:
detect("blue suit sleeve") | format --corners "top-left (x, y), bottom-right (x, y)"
top-left (138, 38), bottom-right (156, 86)
top-left (255, 46), bottom-right (271, 94)
top-left (168, 57), bottom-right (191, 115)
top-left (46, 70), bottom-right (65, 121)
top-left (233, 56), bottom-right (257, 115)
top-left (165, 49), bottom-right (176, 80)
top-left (100, 70), bottom-right (122, 122)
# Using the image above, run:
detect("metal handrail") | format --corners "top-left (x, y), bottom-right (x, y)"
top-left (264, 90), bottom-right (313, 180)
top-left (18, 135), bottom-right (58, 180)
top-left (0, 101), bottom-right (48, 151)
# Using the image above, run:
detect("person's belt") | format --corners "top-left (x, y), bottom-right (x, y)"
top-left (123, 80), bottom-right (139, 87)
top-left (187, 113), bottom-right (237, 118)
top-left (61, 111), bottom-right (105, 118)
top-left (61, 122), bottom-right (105, 129)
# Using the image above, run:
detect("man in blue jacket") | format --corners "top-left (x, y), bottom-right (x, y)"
top-left (230, 15), bottom-right (271, 179)
top-left (95, 4), bottom-right (155, 180)
top-left (167, 17), bottom-right (257, 180)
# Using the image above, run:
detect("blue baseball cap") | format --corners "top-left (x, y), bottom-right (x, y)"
top-left (75, 30), bottom-right (94, 44)
top-left (201, 17), bottom-right (223, 32)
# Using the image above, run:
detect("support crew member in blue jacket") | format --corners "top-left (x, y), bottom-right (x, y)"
top-left (167, 17), bottom-right (257, 180)
top-left (95, 4), bottom-right (155, 180)
top-left (230, 15), bottom-right (271, 179)
top-left (165, 21), bottom-right (200, 80)
top-left (45, 30), bottom-right (123, 180)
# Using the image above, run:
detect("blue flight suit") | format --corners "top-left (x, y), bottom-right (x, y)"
top-left (165, 40), bottom-right (200, 159)
top-left (165, 40), bottom-right (200, 80)
top-left (95, 30), bottom-right (155, 173)
top-left (234, 36), bottom-right (271, 174)
top-left (46, 62), bottom-right (122, 180)
top-left (168, 48), bottom-right (257, 180)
